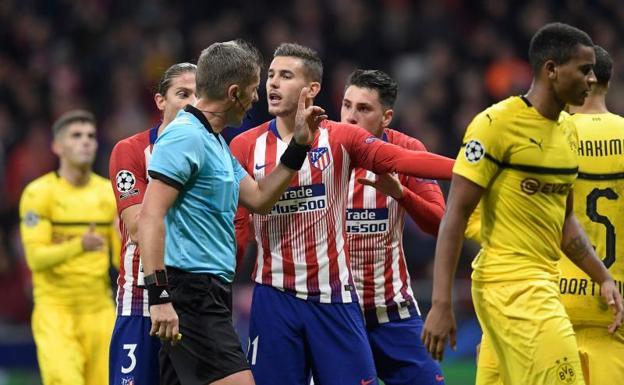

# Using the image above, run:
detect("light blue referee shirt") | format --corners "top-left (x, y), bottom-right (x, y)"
top-left (148, 105), bottom-right (248, 282)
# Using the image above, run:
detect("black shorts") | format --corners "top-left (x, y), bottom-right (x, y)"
top-left (160, 267), bottom-right (249, 385)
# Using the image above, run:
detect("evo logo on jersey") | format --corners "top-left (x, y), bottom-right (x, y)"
top-left (346, 208), bottom-right (389, 234)
top-left (271, 184), bottom-right (327, 215)
top-left (520, 178), bottom-right (572, 195)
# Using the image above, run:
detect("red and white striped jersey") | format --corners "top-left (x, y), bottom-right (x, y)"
top-left (231, 119), bottom-right (453, 303)
top-left (347, 128), bottom-right (445, 324)
top-left (108, 125), bottom-right (158, 317)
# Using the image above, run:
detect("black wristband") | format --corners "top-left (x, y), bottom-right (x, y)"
top-left (280, 138), bottom-right (311, 170)
top-left (144, 269), bottom-right (168, 286)
top-left (147, 284), bottom-right (172, 306)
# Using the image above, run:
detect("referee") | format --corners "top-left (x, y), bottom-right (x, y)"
top-left (138, 40), bottom-right (326, 385)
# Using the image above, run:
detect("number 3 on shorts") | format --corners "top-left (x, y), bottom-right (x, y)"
top-left (121, 343), bottom-right (137, 374)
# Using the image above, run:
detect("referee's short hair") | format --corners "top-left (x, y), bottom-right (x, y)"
top-left (52, 109), bottom-right (96, 139)
top-left (196, 39), bottom-right (263, 100)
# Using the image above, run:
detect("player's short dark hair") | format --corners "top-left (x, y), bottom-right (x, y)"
top-left (157, 62), bottom-right (197, 95)
top-left (274, 43), bottom-right (323, 83)
top-left (345, 69), bottom-right (398, 109)
top-left (528, 23), bottom-right (593, 74)
top-left (593, 45), bottom-right (612, 86)
top-left (52, 110), bottom-right (96, 138)
top-left (196, 39), bottom-right (263, 99)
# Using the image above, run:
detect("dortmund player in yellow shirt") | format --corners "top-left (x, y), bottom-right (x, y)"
top-left (474, 44), bottom-right (624, 385)
top-left (421, 23), bottom-right (623, 385)
top-left (19, 110), bottom-right (118, 385)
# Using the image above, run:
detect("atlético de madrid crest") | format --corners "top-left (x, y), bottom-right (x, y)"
top-left (309, 147), bottom-right (331, 171)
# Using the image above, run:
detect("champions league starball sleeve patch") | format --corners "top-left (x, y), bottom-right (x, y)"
top-left (115, 170), bottom-right (140, 200)
top-left (464, 139), bottom-right (485, 163)
top-left (23, 210), bottom-right (40, 227)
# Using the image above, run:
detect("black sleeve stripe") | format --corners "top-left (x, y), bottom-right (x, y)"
top-left (501, 163), bottom-right (578, 175)
top-left (148, 170), bottom-right (183, 190)
top-left (460, 144), bottom-right (578, 174)
top-left (50, 221), bottom-right (113, 226)
top-left (578, 171), bottom-right (624, 180)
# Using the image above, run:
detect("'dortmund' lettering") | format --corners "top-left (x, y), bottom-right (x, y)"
top-left (271, 184), bottom-right (327, 215)
top-left (559, 278), bottom-right (624, 297)
top-left (346, 208), bottom-right (389, 234)
top-left (520, 178), bottom-right (572, 195)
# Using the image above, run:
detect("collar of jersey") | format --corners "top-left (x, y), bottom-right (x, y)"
top-left (183, 104), bottom-right (218, 137)
top-left (149, 123), bottom-right (159, 144)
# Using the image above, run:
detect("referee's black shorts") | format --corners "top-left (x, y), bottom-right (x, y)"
top-left (160, 267), bottom-right (249, 385)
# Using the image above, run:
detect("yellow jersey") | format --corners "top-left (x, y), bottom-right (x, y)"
top-left (454, 96), bottom-right (578, 283)
top-left (560, 112), bottom-right (624, 326)
top-left (19, 171), bottom-right (118, 311)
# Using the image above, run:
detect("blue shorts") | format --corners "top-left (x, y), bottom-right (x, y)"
top-left (109, 315), bottom-right (160, 385)
top-left (248, 284), bottom-right (377, 385)
top-left (367, 316), bottom-right (445, 385)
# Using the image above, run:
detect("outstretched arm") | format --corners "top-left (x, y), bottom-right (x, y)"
top-left (422, 174), bottom-right (484, 361)
top-left (346, 126), bottom-right (455, 180)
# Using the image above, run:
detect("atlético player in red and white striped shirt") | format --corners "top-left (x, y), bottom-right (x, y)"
top-left (341, 69), bottom-right (446, 385)
top-left (107, 63), bottom-right (196, 385)
top-left (230, 44), bottom-right (454, 385)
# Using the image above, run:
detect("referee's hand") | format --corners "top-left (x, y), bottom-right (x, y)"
top-left (150, 303), bottom-right (180, 345)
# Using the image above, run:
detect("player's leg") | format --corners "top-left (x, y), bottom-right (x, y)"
top-left (575, 325), bottom-right (624, 385)
top-left (109, 315), bottom-right (161, 385)
top-left (367, 316), bottom-right (445, 385)
top-left (32, 305), bottom-right (85, 385)
top-left (473, 281), bottom-right (585, 385)
top-left (162, 269), bottom-right (251, 385)
top-left (81, 303), bottom-right (115, 385)
top-left (248, 284), bottom-right (310, 385)
top-left (306, 301), bottom-right (378, 385)
top-left (475, 332), bottom-right (505, 385)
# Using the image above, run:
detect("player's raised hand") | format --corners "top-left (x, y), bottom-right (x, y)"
top-left (293, 86), bottom-right (327, 145)
top-left (81, 223), bottom-right (105, 251)
top-left (357, 173), bottom-right (404, 199)
top-left (600, 279), bottom-right (624, 333)
top-left (150, 302), bottom-right (180, 345)
top-left (421, 303), bottom-right (457, 361)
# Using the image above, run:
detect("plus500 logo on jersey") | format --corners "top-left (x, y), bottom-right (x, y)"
top-left (346, 208), bottom-right (389, 234)
top-left (271, 184), bottom-right (327, 214)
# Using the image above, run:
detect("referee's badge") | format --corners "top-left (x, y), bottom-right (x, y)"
top-left (464, 139), bottom-right (485, 163)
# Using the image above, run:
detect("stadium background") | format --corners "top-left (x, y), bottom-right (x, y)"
top-left (0, 1), bottom-right (623, 384)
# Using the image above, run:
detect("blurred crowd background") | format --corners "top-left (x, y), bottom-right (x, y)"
top-left (1, 0), bottom-right (624, 383)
